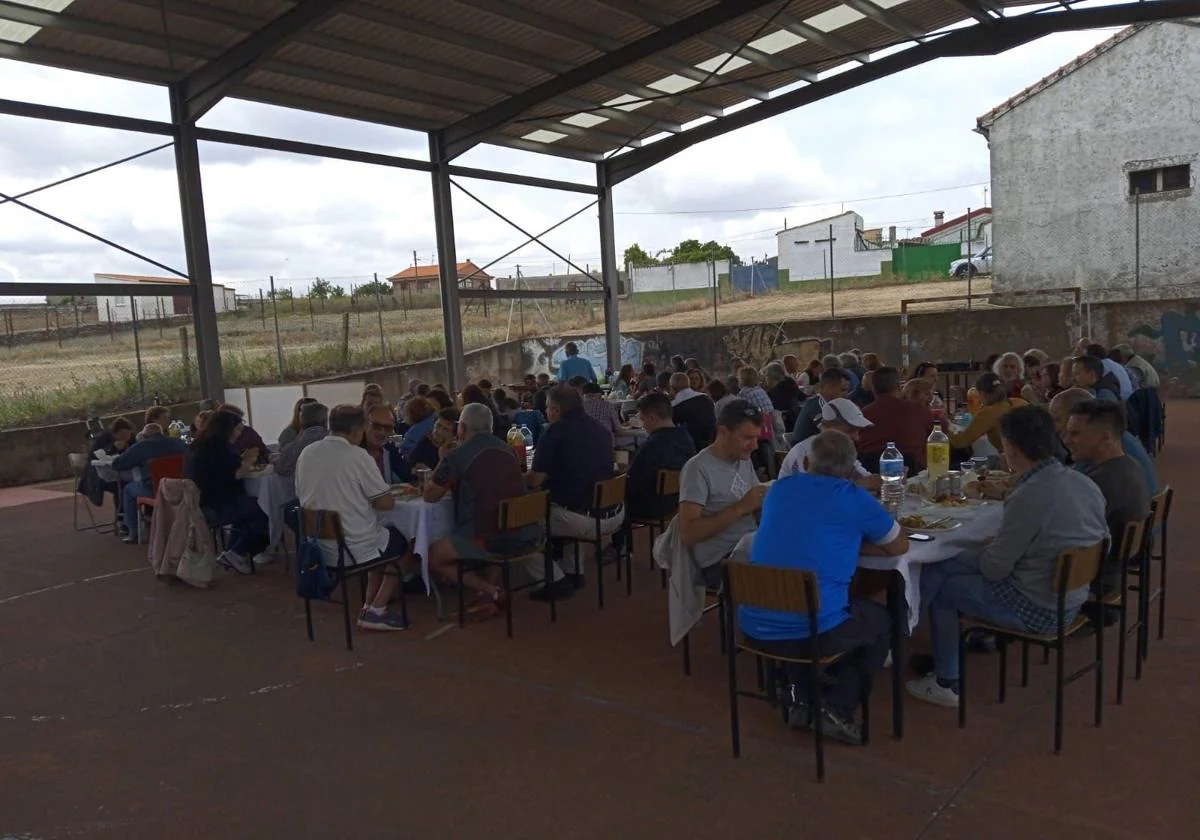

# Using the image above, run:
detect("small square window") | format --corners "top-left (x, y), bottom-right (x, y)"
top-left (1162, 164), bottom-right (1191, 191)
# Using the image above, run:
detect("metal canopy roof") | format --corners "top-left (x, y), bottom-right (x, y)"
top-left (0, 0), bottom-right (1119, 164)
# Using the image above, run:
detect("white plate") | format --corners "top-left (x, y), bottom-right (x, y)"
top-left (919, 499), bottom-right (989, 518)
top-left (901, 517), bottom-right (962, 533)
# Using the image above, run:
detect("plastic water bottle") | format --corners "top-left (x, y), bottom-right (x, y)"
top-left (879, 442), bottom-right (905, 516)
top-left (929, 391), bottom-right (946, 423)
top-left (927, 426), bottom-right (951, 481)
top-left (520, 425), bottom-right (535, 471)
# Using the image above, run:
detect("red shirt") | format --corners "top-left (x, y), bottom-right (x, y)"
top-left (858, 394), bottom-right (935, 466)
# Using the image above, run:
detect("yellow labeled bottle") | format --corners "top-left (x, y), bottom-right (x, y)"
top-left (926, 426), bottom-right (950, 480)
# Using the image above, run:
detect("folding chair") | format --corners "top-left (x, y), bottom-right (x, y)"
top-left (69, 452), bottom-right (112, 534)
top-left (723, 563), bottom-right (870, 782)
top-left (135, 454), bottom-right (186, 543)
top-left (958, 540), bottom-right (1106, 754)
top-left (298, 508), bottom-right (409, 651)
top-left (557, 475), bottom-right (629, 610)
top-left (455, 490), bottom-right (552, 639)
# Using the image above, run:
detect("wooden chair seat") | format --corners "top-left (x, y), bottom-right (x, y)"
top-left (736, 640), bottom-right (847, 667)
top-left (960, 615), bottom-right (1089, 643)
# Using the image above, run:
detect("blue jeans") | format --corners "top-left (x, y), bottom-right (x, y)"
top-left (921, 553), bottom-right (1025, 682)
top-left (122, 479), bottom-right (151, 538)
top-left (206, 495), bottom-right (270, 558)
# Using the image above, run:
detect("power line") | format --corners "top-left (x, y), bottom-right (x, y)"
top-left (614, 181), bottom-right (989, 216)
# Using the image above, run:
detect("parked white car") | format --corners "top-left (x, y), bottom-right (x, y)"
top-left (949, 246), bottom-right (992, 278)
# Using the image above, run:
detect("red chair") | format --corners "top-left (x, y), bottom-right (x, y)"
top-left (135, 454), bottom-right (186, 542)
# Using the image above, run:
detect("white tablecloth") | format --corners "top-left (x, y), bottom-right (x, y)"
top-left (381, 497), bottom-right (455, 592)
top-left (90, 460), bottom-right (135, 484)
top-left (858, 500), bottom-right (1004, 632)
top-left (614, 428), bottom-right (649, 450)
top-left (244, 469), bottom-right (296, 548)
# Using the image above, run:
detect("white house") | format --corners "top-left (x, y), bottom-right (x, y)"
top-left (776, 211), bottom-right (891, 282)
top-left (921, 208), bottom-right (992, 255)
top-left (94, 273), bottom-right (233, 322)
top-left (977, 20), bottom-right (1199, 297)
top-left (628, 260), bottom-right (728, 295)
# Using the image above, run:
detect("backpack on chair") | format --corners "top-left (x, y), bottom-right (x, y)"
top-left (295, 510), bottom-right (337, 600)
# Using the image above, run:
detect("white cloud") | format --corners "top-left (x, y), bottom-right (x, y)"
top-left (0, 26), bottom-right (1120, 295)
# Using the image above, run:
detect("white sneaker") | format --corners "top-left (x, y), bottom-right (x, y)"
top-left (251, 551), bottom-right (276, 567)
top-left (217, 550), bottom-right (252, 575)
top-left (883, 651), bottom-right (893, 669)
top-left (906, 674), bottom-right (960, 708)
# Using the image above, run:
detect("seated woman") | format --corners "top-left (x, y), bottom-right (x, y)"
top-left (948, 372), bottom-right (1026, 458)
top-left (185, 409), bottom-right (270, 574)
top-left (610, 363), bottom-right (636, 398)
top-left (278, 397), bottom-right (317, 446)
top-left (399, 397), bottom-right (437, 459)
top-left (79, 417), bottom-right (136, 518)
top-left (220, 405), bottom-right (269, 465)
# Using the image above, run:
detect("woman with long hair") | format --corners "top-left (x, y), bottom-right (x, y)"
top-left (185, 409), bottom-right (270, 574)
top-left (610, 363), bottom-right (636, 398)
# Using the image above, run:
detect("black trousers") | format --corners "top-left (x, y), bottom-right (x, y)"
top-left (745, 598), bottom-right (891, 719)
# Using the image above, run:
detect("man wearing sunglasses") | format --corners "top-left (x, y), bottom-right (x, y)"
top-left (362, 404), bottom-right (405, 484)
top-left (678, 399), bottom-right (767, 589)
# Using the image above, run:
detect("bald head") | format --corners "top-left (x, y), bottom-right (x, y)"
top-left (1049, 387), bottom-right (1094, 432)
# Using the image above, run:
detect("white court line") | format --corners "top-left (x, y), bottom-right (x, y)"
top-left (0, 567), bottom-right (147, 606)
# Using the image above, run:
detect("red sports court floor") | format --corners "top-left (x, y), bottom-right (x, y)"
top-left (1, 404), bottom-right (1197, 838)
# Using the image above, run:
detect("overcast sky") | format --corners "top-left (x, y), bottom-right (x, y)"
top-left (0, 19), bottom-right (1119, 299)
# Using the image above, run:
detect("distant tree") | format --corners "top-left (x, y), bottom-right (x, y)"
top-left (307, 278), bottom-right (332, 300)
top-left (329, 284), bottom-right (347, 298)
top-left (355, 279), bottom-right (392, 297)
top-left (669, 239), bottom-right (740, 265)
top-left (268, 288), bottom-right (293, 300)
top-left (623, 243), bottom-right (659, 268)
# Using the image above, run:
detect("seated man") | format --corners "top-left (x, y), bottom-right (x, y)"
top-left (626, 393), bottom-right (697, 522)
top-left (779, 398), bottom-right (881, 491)
top-left (274, 401), bottom-right (328, 478)
top-left (581, 381), bottom-right (621, 437)
top-left (678, 400), bottom-right (767, 590)
top-left (1086, 343), bottom-right (1133, 400)
top-left (532, 373), bottom-right (553, 415)
top-left (143, 405), bottom-right (171, 432)
top-left (670, 372), bottom-right (716, 451)
top-left (907, 406), bottom-right (1108, 707)
top-left (527, 385), bottom-right (623, 600)
top-left (112, 421), bottom-right (188, 543)
top-left (295, 405), bottom-right (411, 632)
top-left (406, 407), bottom-right (457, 476)
top-left (858, 366), bottom-right (935, 469)
top-left (424, 404), bottom-right (541, 620)
top-left (1049, 389), bottom-right (1158, 490)
top-left (742, 430), bottom-right (906, 744)
top-left (790, 368), bottom-right (851, 446)
top-left (1071, 354), bottom-right (1121, 403)
top-left (1064, 400), bottom-right (1151, 599)
top-left (362, 404), bottom-right (405, 483)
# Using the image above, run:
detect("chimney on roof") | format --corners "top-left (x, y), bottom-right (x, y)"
top-left (933, 211), bottom-right (945, 227)
top-left (888, 225), bottom-right (896, 244)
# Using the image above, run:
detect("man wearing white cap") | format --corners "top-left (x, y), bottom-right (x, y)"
top-left (779, 398), bottom-right (881, 490)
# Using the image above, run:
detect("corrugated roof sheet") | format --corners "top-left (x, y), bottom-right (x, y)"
top-left (0, 0), bottom-right (1049, 160)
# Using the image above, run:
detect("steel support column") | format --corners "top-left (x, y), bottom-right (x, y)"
top-left (430, 133), bottom-right (467, 392)
top-left (170, 85), bottom-right (224, 398)
top-left (597, 164), bottom-right (621, 375)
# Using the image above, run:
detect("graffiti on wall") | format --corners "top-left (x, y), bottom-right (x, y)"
top-left (719, 324), bottom-right (830, 372)
top-left (1127, 302), bottom-right (1200, 382)
top-left (521, 334), bottom-right (651, 377)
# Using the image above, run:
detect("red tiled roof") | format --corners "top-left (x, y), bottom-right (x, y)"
top-left (921, 208), bottom-right (991, 239)
top-left (388, 260), bottom-right (491, 283)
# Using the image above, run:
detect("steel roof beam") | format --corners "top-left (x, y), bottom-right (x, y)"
top-left (178, 0), bottom-right (356, 122)
top-left (949, 0), bottom-right (999, 25)
top-left (767, 12), bottom-right (871, 63)
top-left (345, 3), bottom-right (721, 122)
top-left (604, 1), bottom-right (1200, 185)
top-left (116, 0), bottom-right (684, 136)
top-left (0, 39), bottom-right (181, 83)
top-left (0, 96), bottom-right (175, 135)
top-left (840, 0), bottom-right (927, 41)
top-left (591, 0), bottom-right (818, 82)
top-left (440, 0), bottom-right (782, 159)
top-left (451, 0), bottom-right (773, 101)
top-left (0, 282), bottom-right (197, 297)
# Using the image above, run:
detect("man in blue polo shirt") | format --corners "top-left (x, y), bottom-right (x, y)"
top-left (555, 341), bottom-right (596, 383)
top-left (740, 429), bottom-right (907, 744)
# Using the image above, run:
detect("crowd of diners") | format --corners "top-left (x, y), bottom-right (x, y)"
top-left (83, 336), bottom-right (1166, 741)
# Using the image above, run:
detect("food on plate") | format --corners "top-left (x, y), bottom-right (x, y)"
top-left (899, 514), bottom-right (930, 529)
top-left (930, 495), bottom-right (970, 507)
top-left (390, 482), bottom-right (420, 496)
